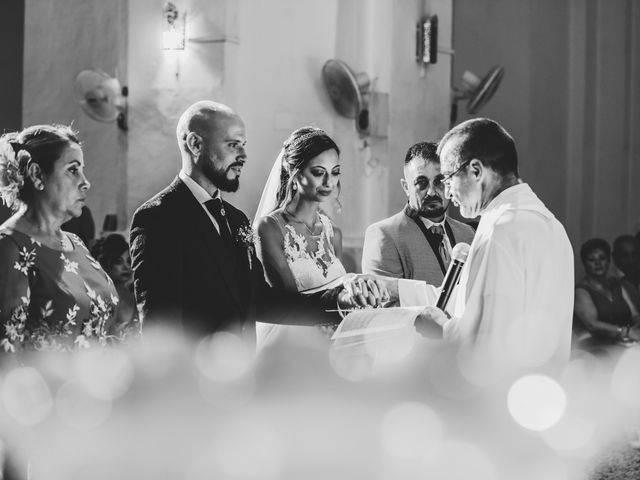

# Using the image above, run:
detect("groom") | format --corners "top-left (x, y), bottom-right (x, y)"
top-left (130, 101), bottom-right (366, 343)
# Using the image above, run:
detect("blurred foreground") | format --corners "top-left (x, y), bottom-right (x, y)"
top-left (0, 325), bottom-right (638, 479)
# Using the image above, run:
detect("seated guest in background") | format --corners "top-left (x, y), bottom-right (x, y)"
top-left (362, 141), bottom-right (474, 286)
top-left (91, 234), bottom-right (139, 338)
top-left (0, 125), bottom-right (129, 353)
top-left (574, 238), bottom-right (640, 348)
top-left (612, 234), bottom-right (640, 292)
top-left (61, 204), bottom-right (95, 248)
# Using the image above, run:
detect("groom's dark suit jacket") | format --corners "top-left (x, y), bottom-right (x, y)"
top-left (130, 177), bottom-right (338, 342)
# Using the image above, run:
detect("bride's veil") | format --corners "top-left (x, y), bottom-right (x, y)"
top-left (251, 148), bottom-right (284, 230)
top-left (252, 149), bottom-right (285, 349)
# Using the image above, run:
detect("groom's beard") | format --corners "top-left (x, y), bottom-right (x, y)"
top-left (204, 163), bottom-right (240, 193)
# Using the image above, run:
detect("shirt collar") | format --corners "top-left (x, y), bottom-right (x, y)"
top-left (420, 216), bottom-right (447, 230)
top-left (479, 181), bottom-right (529, 215)
top-left (179, 170), bottom-right (220, 204)
top-left (403, 204), bottom-right (447, 229)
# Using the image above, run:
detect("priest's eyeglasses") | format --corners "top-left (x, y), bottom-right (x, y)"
top-left (440, 159), bottom-right (472, 186)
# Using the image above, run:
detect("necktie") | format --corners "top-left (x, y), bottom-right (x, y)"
top-left (204, 198), bottom-right (233, 245)
top-left (430, 225), bottom-right (451, 267)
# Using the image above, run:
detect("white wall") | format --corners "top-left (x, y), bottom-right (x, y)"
top-left (126, 0), bottom-right (235, 221)
top-left (23, 0), bottom-right (128, 233)
top-left (233, 0), bottom-right (340, 217)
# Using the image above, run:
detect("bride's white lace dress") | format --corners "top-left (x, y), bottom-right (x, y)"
top-left (256, 211), bottom-right (347, 347)
top-left (280, 212), bottom-right (346, 291)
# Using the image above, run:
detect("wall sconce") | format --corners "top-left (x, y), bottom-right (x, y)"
top-left (162, 2), bottom-right (185, 50)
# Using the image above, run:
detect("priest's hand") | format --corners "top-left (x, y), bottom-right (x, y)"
top-left (414, 306), bottom-right (448, 338)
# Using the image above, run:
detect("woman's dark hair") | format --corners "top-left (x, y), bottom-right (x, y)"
top-left (0, 124), bottom-right (80, 210)
top-left (91, 234), bottom-right (129, 270)
top-left (580, 237), bottom-right (611, 264)
top-left (276, 127), bottom-right (340, 208)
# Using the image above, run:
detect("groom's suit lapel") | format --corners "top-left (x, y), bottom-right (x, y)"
top-left (175, 179), bottom-right (244, 308)
top-left (224, 207), bottom-right (252, 302)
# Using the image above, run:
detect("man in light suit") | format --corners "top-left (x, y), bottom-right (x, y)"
top-left (362, 141), bottom-right (475, 285)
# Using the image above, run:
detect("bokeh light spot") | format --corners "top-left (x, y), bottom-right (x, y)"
top-left (74, 348), bottom-right (134, 400)
top-left (195, 332), bottom-right (255, 382)
top-left (328, 344), bottom-right (374, 381)
top-left (507, 375), bottom-right (567, 431)
top-left (2, 367), bottom-right (53, 426)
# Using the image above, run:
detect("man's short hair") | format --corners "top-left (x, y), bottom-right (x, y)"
top-left (580, 237), bottom-right (611, 264)
top-left (404, 141), bottom-right (438, 166)
top-left (612, 234), bottom-right (639, 257)
top-left (437, 118), bottom-right (519, 177)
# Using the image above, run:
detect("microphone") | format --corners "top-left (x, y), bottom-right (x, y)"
top-left (435, 242), bottom-right (471, 311)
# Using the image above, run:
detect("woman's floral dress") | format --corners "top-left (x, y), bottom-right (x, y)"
top-left (0, 228), bottom-right (139, 353)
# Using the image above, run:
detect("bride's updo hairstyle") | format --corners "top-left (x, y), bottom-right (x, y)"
top-left (0, 124), bottom-right (80, 210)
top-left (276, 126), bottom-right (340, 208)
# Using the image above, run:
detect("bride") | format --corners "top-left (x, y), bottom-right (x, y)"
top-left (253, 126), bottom-right (368, 346)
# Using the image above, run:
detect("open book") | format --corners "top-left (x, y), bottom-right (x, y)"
top-left (331, 307), bottom-right (424, 348)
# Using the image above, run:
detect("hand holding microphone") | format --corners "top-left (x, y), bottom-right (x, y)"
top-left (435, 242), bottom-right (471, 311)
top-left (415, 242), bottom-right (470, 338)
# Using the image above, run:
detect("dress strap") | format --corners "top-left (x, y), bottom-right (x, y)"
top-left (317, 212), bottom-right (334, 239)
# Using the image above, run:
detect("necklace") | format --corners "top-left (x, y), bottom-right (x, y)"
top-left (284, 209), bottom-right (319, 235)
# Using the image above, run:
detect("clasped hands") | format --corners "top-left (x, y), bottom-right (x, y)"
top-left (337, 273), bottom-right (398, 309)
top-left (338, 274), bottom-right (449, 338)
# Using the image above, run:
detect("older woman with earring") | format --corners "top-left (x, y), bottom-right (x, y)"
top-left (0, 125), bottom-right (130, 353)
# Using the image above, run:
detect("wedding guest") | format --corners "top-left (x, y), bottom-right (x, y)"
top-left (62, 204), bottom-right (96, 248)
top-left (574, 238), bottom-right (640, 349)
top-left (129, 101), bottom-right (379, 344)
top-left (0, 125), bottom-right (126, 353)
top-left (362, 141), bottom-right (474, 285)
top-left (91, 234), bottom-right (140, 338)
top-left (612, 234), bottom-right (640, 292)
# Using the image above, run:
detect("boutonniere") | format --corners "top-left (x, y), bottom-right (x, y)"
top-left (236, 224), bottom-right (259, 269)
